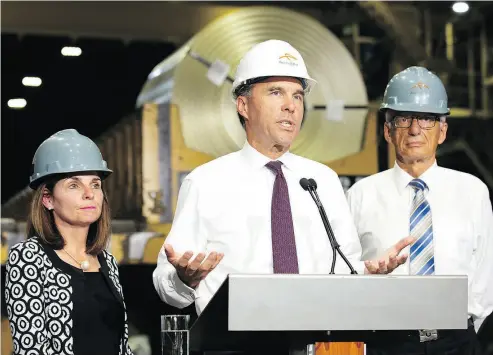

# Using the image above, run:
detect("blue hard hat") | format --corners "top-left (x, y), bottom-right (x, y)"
top-left (380, 66), bottom-right (449, 115)
top-left (30, 129), bottom-right (112, 189)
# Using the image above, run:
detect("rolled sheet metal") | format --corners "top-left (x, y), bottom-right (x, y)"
top-left (137, 6), bottom-right (368, 162)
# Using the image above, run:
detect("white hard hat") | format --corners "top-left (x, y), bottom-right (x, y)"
top-left (232, 39), bottom-right (317, 98)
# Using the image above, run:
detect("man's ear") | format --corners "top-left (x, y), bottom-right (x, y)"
top-left (438, 121), bottom-right (448, 145)
top-left (384, 122), bottom-right (393, 145)
top-left (236, 96), bottom-right (249, 122)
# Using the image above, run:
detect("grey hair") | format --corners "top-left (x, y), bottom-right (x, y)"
top-left (233, 83), bottom-right (253, 101)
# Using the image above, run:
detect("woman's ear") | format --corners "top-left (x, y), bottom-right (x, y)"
top-left (42, 188), bottom-right (54, 211)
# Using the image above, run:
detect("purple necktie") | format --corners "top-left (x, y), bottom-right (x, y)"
top-left (266, 161), bottom-right (299, 274)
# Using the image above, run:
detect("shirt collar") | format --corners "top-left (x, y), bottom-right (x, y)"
top-left (392, 160), bottom-right (439, 194)
top-left (240, 140), bottom-right (297, 171)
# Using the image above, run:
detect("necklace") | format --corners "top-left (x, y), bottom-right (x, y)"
top-left (63, 249), bottom-right (90, 271)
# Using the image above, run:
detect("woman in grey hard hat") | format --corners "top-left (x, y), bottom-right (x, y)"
top-left (5, 129), bottom-right (133, 355)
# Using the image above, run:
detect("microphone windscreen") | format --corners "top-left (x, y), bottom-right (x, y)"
top-left (299, 178), bottom-right (311, 191)
top-left (308, 178), bottom-right (318, 189)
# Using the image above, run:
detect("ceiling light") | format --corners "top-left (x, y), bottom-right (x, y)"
top-left (22, 77), bottom-right (42, 87)
top-left (452, 2), bottom-right (469, 13)
top-left (61, 46), bottom-right (82, 57)
top-left (8, 99), bottom-right (27, 109)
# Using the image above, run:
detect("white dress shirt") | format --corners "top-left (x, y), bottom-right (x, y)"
top-left (347, 161), bottom-right (493, 324)
top-left (153, 141), bottom-right (364, 315)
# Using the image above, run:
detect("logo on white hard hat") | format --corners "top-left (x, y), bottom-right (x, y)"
top-left (278, 52), bottom-right (298, 66)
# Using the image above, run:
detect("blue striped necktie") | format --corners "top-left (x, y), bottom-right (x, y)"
top-left (409, 179), bottom-right (435, 275)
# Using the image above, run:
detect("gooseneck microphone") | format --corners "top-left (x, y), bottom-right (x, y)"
top-left (300, 178), bottom-right (358, 274)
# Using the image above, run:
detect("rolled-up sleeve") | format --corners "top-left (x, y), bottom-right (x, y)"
top-left (152, 177), bottom-right (207, 309)
top-left (471, 184), bottom-right (493, 323)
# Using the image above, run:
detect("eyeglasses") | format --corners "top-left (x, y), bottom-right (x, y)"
top-left (392, 115), bottom-right (440, 129)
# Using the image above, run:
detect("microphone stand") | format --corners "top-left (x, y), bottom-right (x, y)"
top-left (300, 178), bottom-right (358, 274)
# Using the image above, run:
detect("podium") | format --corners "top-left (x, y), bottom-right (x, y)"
top-left (189, 274), bottom-right (468, 354)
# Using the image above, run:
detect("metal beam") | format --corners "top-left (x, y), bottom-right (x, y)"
top-left (437, 139), bottom-right (493, 191)
top-left (448, 108), bottom-right (492, 119)
top-left (319, 9), bottom-right (369, 27)
top-left (358, 2), bottom-right (428, 67)
top-left (485, 76), bottom-right (493, 87)
top-left (352, 23), bottom-right (361, 69)
top-left (1, 2), bottom-right (369, 43)
top-left (424, 8), bottom-right (432, 57)
top-left (467, 30), bottom-right (476, 114)
top-left (445, 22), bottom-right (455, 62)
top-left (1, 2), bottom-right (242, 44)
top-left (480, 20), bottom-right (490, 115)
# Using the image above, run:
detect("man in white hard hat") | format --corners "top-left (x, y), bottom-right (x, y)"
top-left (153, 40), bottom-right (413, 319)
top-left (347, 66), bottom-right (493, 354)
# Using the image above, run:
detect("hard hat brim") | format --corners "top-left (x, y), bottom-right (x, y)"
top-left (380, 103), bottom-right (450, 116)
top-left (29, 169), bottom-right (113, 190)
top-left (232, 75), bottom-right (317, 101)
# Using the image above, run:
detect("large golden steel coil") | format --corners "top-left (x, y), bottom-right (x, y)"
top-left (137, 6), bottom-right (368, 162)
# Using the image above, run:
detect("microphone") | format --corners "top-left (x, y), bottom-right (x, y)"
top-left (299, 178), bottom-right (311, 191)
top-left (308, 178), bottom-right (317, 189)
top-left (300, 178), bottom-right (337, 273)
top-left (300, 178), bottom-right (358, 274)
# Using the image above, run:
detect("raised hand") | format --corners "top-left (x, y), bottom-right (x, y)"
top-left (164, 244), bottom-right (224, 288)
top-left (364, 236), bottom-right (415, 274)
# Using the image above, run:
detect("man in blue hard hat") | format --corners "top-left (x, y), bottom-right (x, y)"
top-left (347, 66), bottom-right (493, 354)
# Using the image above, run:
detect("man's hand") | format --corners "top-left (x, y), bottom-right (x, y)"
top-left (164, 244), bottom-right (224, 289)
top-left (364, 236), bottom-right (415, 274)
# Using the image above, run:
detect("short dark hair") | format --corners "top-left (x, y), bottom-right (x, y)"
top-left (233, 76), bottom-right (307, 129)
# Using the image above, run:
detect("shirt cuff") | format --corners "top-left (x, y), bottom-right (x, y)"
top-left (169, 269), bottom-right (198, 302)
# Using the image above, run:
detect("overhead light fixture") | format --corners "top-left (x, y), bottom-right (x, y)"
top-left (8, 98), bottom-right (27, 109)
top-left (61, 46), bottom-right (82, 57)
top-left (22, 76), bottom-right (42, 87)
top-left (452, 1), bottom-right (469, 14)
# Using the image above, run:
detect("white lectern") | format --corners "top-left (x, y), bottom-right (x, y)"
top-left (189, 274), bottom-right (468, 354)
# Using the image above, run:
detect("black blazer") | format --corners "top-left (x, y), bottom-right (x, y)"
top-left (4, 237), bottom-right (133, 355)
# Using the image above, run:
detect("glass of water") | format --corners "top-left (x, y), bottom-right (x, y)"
top-left (161, 314), bottom-right (190, 355)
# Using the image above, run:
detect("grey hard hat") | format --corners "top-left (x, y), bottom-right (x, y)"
top-left (380, 66), bottom-right (450, 115)
top-left (29, 129), bottom-right (112, 189)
